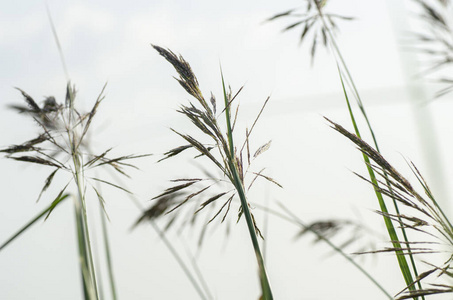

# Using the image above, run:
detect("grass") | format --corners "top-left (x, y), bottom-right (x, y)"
top-left (268, 0), bottom-right (453, 298)
top-left (2, 0), bottom-right (453, 299)
top-left (268, 2), bottom-right (422, 295)
top-left (1, 83), bottom-right (151, 299)
top-left (144, 45), bottom-right (275, 299)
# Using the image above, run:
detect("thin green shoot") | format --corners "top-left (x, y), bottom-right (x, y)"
top-left (99, 190), bottom-right (117, 300)
top-left (337, 68), bottom-right (419, 294)
top-left (307, 1), bottom-right (422, 293)
top-left (0, 194), bottom-right (69, 251)
top-left (221, 71), bottom-right (273, 300)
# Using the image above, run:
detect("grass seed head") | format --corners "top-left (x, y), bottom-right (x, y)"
top-left (141, 46), bottom-right (275, 239)
top-left (2, 83), bottom-right (148, 210)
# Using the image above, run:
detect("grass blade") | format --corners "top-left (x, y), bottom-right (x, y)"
top-left (0, 194), bottom-right (69, 251)
top-left (100, 199), bottom-right (117, 300)
top-left (332, 70), bottom-right (418, 293)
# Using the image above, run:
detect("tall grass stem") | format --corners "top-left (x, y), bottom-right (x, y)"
top-left (100, 201), bottom-right (117, 300)
top-left (313, 1), bottom-right (420, 294)
top-left (221, 72), bottom-right (273, 300)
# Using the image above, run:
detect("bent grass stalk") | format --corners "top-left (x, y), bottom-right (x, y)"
top-left (270, 202), bottom-right (393, 299)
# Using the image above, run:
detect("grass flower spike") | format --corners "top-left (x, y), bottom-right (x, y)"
top-left (1, 83), bottom-right (149, 299)
top-left (327, 117), bottom-right (453, 299)
top-left (138, 45), bottom-right (277, 299)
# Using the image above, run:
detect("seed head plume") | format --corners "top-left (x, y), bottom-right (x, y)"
top-left (326, 117), bottom-right (453, 299)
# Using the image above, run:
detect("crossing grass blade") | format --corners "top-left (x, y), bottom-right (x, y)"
top-left (268, 1), bottom-right (422, 296)
top-left (326, 117), bottom-right (453, 299)
top-left (334, 71), bottom-right (420, 297)
top-left (0, 194), bottom-right (69, 251)
top-left (275, 202), bottom-right (393, 299)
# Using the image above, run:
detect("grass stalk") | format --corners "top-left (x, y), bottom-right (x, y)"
top-left (67, 86), bottom-right (100, 300)
top-left (181, 236), bottom-right (214, 300)
top-left (262, 184), bottom-right (270, 263)
top-left (100, 202), bottom-right (117, 300)
top-left (89, 169), bottom-right (118, 300)
top-left (312, 2), bottom-right (421, 294)
top-left (221, 72), bottom-right (273, 300)
top-left (327, 117), bottom-right (453, 298)
top-left (45, 10), bottom-right (102, 297)
top-left (337, 69), bottom-right (419, 295)
top-left (149, 221), bottom-right (209, 300)
top-left (46, 4), bottom-right (69, 82)
top-left (74, 197), bottom-right (94, 299)
top-left (73, 158), bottom-right (100, 300)
top-left (272, 202), bottom-right (393, 299)
top-left (151, 45), bottom-right (273, 299)
top-left (108, 169), bottom-right (210, 300)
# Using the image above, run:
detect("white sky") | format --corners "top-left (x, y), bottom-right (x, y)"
top-left (1, 1), bottom-right (453, 299)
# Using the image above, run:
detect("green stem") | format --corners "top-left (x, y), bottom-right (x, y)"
top-left (314, 2), bottom-right (419, 295)
top-left (74, 197), bottom-right (91, 299)
top-left (65, 80), bottom-right (99, 300)
top-left (221, 71), bottom-right (273, 300)
top-left (100, 206), bottom-right (117, 300)
top-left (338, 70), bottom-right (416, 294)
top-left (73, 158), bottom-right (100, 300)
